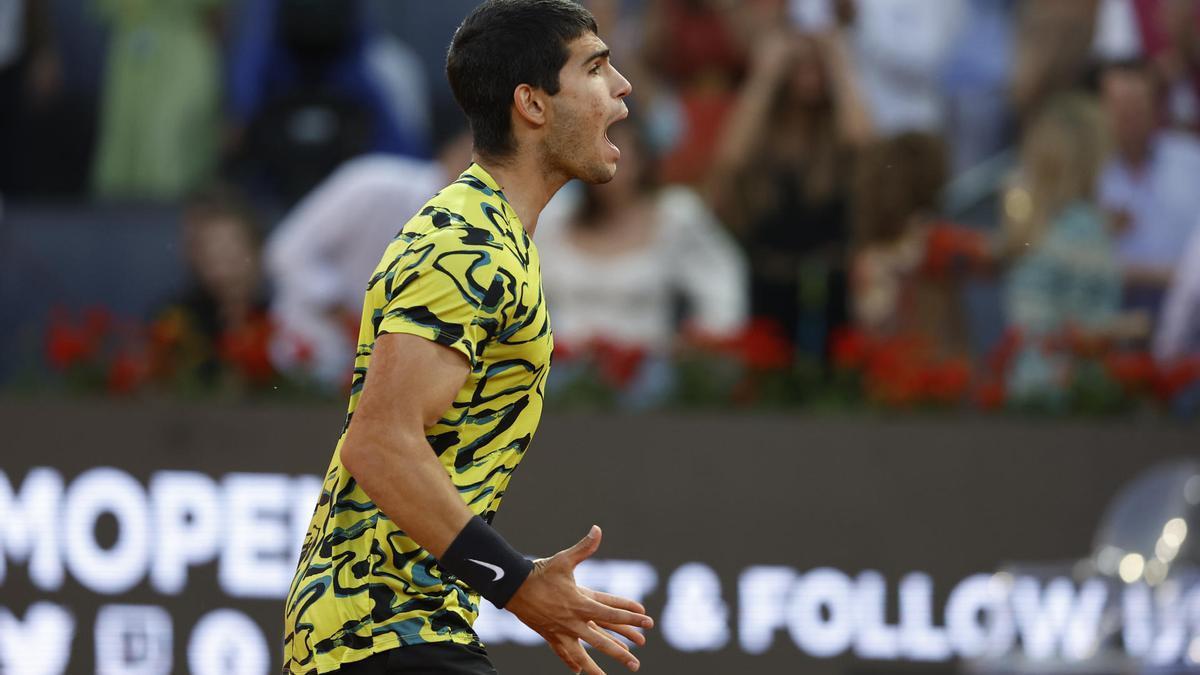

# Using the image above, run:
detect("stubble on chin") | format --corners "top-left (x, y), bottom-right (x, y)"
top-left (545, 103), bottom-right (615, 185)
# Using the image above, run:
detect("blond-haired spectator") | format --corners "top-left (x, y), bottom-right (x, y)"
top-left (1004, 94), bottom-right (1123, 400)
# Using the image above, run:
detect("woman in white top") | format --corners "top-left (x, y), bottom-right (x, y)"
top-left (537, 121), bottom-right (749, 405)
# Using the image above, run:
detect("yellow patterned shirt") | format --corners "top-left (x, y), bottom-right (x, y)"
top-left (283, 164), bottom-right (553, 674)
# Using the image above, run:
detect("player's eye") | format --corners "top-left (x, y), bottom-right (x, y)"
top-left (589, 63), bottom-right (602, 74)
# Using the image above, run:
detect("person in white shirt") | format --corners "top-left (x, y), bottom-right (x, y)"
top-left (537, 120), bottom-right (748, 401)
top-left (1098, 60), bottom-right (1200, 317)
top-left (846, 0), bottom-right (966, 134)
top-left (265, 131), bottom-right (473, 387)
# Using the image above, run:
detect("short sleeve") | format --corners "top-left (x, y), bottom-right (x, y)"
top-left (375, 228), bottom-right (509, 367)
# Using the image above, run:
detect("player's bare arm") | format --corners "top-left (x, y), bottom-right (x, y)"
top-left (338, 333), bottom-right (476, 557)
top-left (339, 333), bottom-right (652, 675)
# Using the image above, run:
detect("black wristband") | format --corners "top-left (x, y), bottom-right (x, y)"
top-left (438, 516), bottom-right (533, 608)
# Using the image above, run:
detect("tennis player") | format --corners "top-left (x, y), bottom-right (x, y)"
top-left (282, 1), bottom-right (647, 674)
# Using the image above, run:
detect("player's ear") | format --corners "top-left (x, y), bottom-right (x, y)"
top-left (513, 83), bottom-right (548, 128)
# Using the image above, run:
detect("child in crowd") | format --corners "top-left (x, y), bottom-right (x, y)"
top-left (155, 185), bottom-right (272, 387)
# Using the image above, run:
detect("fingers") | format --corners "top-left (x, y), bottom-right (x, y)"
top-left (560, 525), bottom-right (602, 567)
top-left (549, 641), bottom-right (574, 670)
top-left (585, 599), bottom-right (654, 630)
top-left (549, 640), bottom-right (583, 674)
top-left (586, 590), bottom-right (647, 616)
top-left (583, 621), bottom-right (640, 671)
top-left (597, 621), bottom-right (647, 647)
top-left (562, 635), bottom-right (605, 675)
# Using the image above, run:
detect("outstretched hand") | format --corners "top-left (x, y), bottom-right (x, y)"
top-left (505, 526), bottom-right (654, 674)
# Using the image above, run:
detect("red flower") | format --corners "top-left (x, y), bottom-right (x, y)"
top-left (147, 310), bottom-right (189, 379)
top-left (974, 379), bottom-right (1006, 410)
top-left (857, 335), bottom-right (920, 405)
top-left (1104, 351), bottom-right (1157, 392)
top-left (149, 310), bottom-right (186, 350)
top-left (83, 306), bottom-right (114, 340)
top-left (684, 318), bottom-right (793, 371)
top-left (831, 327), bottom-right (869, 370)
top-left (868, 369), bottom-right (922, 406)
top-left (1153, 356), bottom-right (1200, 401)
top-left (844, 333), bottom-right (973, 407)
top-left (920, 358), bottom-right (972, 403)
top-left (591, 339), bottom-right (646, 389)
top-left (106, 350), bottom-right (146, 395)
top-left (218, 314), bottom-right (277, 385)
top-left (45, 313), bottom-right (94, 370)
top-left (733, 318), bottom-right (793, 371)
top-left (921, 223), bottom-right (988, 278)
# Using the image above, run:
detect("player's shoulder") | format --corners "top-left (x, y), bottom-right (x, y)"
top-left (401, 167), bottom-right (528, 262)
top-left (428, 168), bottom-right (514, 227)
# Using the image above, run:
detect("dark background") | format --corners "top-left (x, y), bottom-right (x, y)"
top-left (2, 400), bottom-right (1193, 674)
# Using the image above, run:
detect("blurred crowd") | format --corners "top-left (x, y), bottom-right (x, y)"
top-left (6, 0), bottom-right (1200, 412)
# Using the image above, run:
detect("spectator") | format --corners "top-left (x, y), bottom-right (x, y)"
top-left (849, 0), bottom-right (968, 135)
top-left (159, 184), bottom-right (271, 385)
top-left (0, 0), bottom-right (60, 195)
top-left (1135, 0), bottom-right (1200, 132)
top-left (1098, 59), bottom-right (1200, 318)
top-left (265, 128), bottom-right (473, 389)
top-left (90, 0), bottom-right (223, 201)
top-left (1154, 212), bottom-right (1200, 361)
top-left (850, 132), bottom-right (982, 358)
top-left (1011, 0), bottom-right (1100, 122)
top-left (539, 121), bottom-right (749, 405)
top-left (707, 26), bottom-right (871, 357)
top-left (1003, 94), bottom-right (1123, 401)
top-left (940, 0), bottom-right (1019, 173)
top-left (1093, 0), bottom-right (1144, 62)
top-left (642, 0), bottom-right (748, 184)
top-left (227, 0), bottom-right (430, 207)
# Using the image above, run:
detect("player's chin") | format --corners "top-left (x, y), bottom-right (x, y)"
top-left (587, 162), bottom-right (619, 185)
top-left (575, 156), bottom-right (618, 184)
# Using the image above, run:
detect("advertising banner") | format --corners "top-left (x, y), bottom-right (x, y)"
top-left (1, 400), bottom-right (1197, 674)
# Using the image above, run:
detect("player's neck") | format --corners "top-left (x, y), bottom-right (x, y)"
top-left (472, 153), bottom-right (567, 237)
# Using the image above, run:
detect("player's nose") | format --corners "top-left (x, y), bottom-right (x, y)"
top-left (612, 66), bottom-right (632, 100)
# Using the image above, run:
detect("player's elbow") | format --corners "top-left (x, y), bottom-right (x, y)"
top-left (339, 411), bottom-right (382, 480)
top-left (338, 420), bottom-right (425, 483)
top-left (339, 438), bottom-right (372, 481)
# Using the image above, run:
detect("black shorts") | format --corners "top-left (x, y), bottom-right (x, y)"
top-left (331, 643), bottom-right (498, 675)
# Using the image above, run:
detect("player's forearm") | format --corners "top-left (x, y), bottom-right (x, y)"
top-left (342, 412), bottom-right (534, 609)
top-left (340, 425), bottom-right (474, 559)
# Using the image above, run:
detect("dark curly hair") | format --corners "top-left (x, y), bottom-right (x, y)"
top-left (446, 0), bottom-right (598, 161)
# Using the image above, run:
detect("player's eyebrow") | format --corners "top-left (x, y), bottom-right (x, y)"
top-left (583, 48), bottom-right (611, 67)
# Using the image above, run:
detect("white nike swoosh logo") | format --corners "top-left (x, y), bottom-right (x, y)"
top-left (467, 558), bottom-right (505, 581)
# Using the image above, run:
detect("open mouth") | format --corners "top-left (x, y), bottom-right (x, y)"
top-left (604, 107), bottom-right (629, 156)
